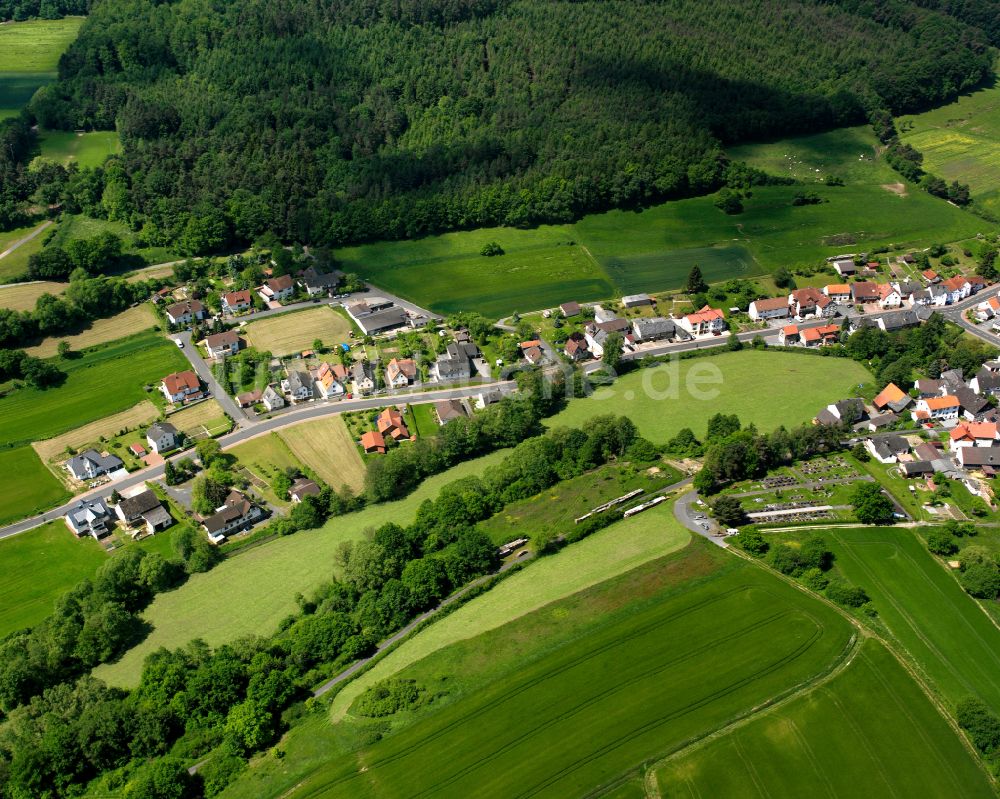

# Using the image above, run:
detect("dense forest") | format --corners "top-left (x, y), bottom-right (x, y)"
top-left (0, 0), bottom-right (87, 20)
top-left (17, 0), bottom-right (994, 251)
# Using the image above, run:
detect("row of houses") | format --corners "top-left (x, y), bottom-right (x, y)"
top-left (568, 302), bottom-right (723, 360)
top-left (65, 420), bottom-right (184, 483)
top-left (65, 486), bottom-right (173, 540)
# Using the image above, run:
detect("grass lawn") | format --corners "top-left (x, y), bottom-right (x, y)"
top-left (31, 399), bottom-right (160, 464)
top-left (0, 224), bottom-right (45, 282)
top-left (0, 17), bottom-right (83, 72)
top-left (0, 279), bottom-right (63, 312)
top-left (36, 130), bottom-right (120, 169)
top-left (277, 416), bottom-right (366, 492)
top-left (0, 446), bottom-right (70, 526)
top-left (45, 213), bottom-right (132, 250)
top-left (25, 304), bottom-right (158, 358)
top-left (229, 433), bottom-right (306, 506)
top-left (243, 306), bottom-right (354, 356)
top-left (95, 449), bottom-right (512, 688)
top-left (0, 330), bottom-right (188, 449)
top-left (0, 520), bottom-right (105, 639)
top-left (547, 350), bottom-right (872, 443)
top-left (273, 545), bottom-right (852, 799)
top-left (816, 527), bottom-right (1000, 715)
top-left (166, 399), bottom-right (231, 440)
top-left (655, 638), bottom-right (994, 798)
top-left (406, 402), bottom-right (440, 438)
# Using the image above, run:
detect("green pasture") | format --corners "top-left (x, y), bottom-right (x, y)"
top-left (0, 223), bottom-right (45, 281)
top-left (0, 446), bottom-right (69, 527)
top-left (36, 130), bottom-right (121, 168)
top-left (45, 214), bottom-right (132, 249)
top-left (547, 350), bottom-right (872, 443)
top-left (282, 551), bottom-right (852, 799)
top-left (655, 638), bottom-right (994, 798)
top-left (0, 73), bottom-right (50, 119)
top-left (95, 449), bottom-right (513, 688)
top-left (0, 520), bottom-right (105, 640)
top-left (0, 18), bottom-right (83, 72)
top-left (819, 527), bottom-right (1000, 714)
top-left (0, 331), bottom-right (188, 448)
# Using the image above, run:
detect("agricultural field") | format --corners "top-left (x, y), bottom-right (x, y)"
top-left (266, 546), bottom-right (853, 799)
top-left (0, 331), bottom-right (188, 449)
top-left (25, 304), bottom-right (158, 357)
top-left (898, 79), bottom-right (1000, 217)
top-left (654, 638), bottom-right (994, 798)
top-left (817, 527), bottom-right (1000, 715)
top-left (31, 399), bottom-right (159, 464)
top-left (277, 416), bottom-right (366, 491)
top-left (96, 449), bottom-right (512, 688)
top-left (0, 18), bottom-right (83, 118)
top-left (36, 130), bottom-right (121, 169)
top-left (0, 279), bottom-right (63, 311)
top-left (242, 306), bottom-right (354, 356)
top-left (166, 399), bottom-right (231, 441)
top-left (0, 519), bottom-right (105, 639)
top-left (478, 462), bottom-right (681, 544)
top-left (547, 350), bottom-right (872, 444)
top-left (0, 446), bottom-right (70, 526)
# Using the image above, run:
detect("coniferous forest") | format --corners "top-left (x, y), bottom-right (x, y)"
top-left (13, 0), bottom-right (992, 252)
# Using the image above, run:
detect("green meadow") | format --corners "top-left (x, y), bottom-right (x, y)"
top-left (36, 130), bottom-right (121, 169)
top-left (655, 638), bottom-right (994, 798)
top-left (547, 350), bottom-right (872, 444)
top-left (0, 18), bottom-right (83, 117)
top-left (0, 446), bottom-right (69, 526)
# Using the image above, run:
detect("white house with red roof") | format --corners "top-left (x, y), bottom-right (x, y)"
top-left (976, 295), bottom-right (1000, 321)
top-left (221, 290), bottom-right (253, 315)
top-left (912, 395), bottom-right (960, 422)
top-left (677, 305), bottom-right (725, 336)
top-left (876, 284), bottom-right (901, 309)
top-left (949, 422), bottom-right (1000, 452)
top-left (160, 370), bottom-right (203, 404)
top-left (788, 288), bottom-right (830, 319)
top-left (259, 274), bottom-right (295, 302)
top-left (748, 297), bottom-right (789, 321)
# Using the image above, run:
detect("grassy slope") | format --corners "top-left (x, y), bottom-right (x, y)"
top-left (0, 331), bottom-right (188, 448)
top-left (95, 449), bottom-right (511, 688)
top-left (822, 527), bottom-right (1000, 714)
top-left (655, 638), bottom-right (994, 798)
top-left (546, 350), bottom-right (872, 444)
top-left (274, 548), bottom-right (852, 799)
top-left (0, 446), bottom-right (69, 526)
top-left (277, 417), bottom-right (367, 492)
top-left (0, 520), bottom-right (105, 639)
top-left (24, 304), bottom-right (158, 358)
top-left (0, 280), bottom-right (64, 311)
top-left (36, 130), bottom-right (121, 169)
top-left (0, 18), bottom-right (84, 117)
top-left (0, 225), bottom-right (44, 282)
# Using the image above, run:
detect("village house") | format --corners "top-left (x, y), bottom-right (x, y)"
top-left (377, 407), bottom-right (411, 441)
top-left (237, 388), bottom-right (263, 408)
top-left (677, 305), bottom-right (726, 336)
top-left (165, 299), bottom-right (205, 326)
top-left (877, 284), bottom-right (902, 309)
top-left (864, 434), bottom-right (909, 464)
top-left (262, 384), bottom-right (285, 411)
top-left (912, 395), bottom-right (960, 422)
top-left (941, 276), bottom-right (972, 304)
top-left (822, 284), bottom-right (852, 304)
top-left (205, 330), bottom-right (242, 358)
top-left (474, 388), bottom-right (503, 409)
top-left (910, 285), bottom-right (948, 307)
top-left (976, 296), bottom-right (1000, 321)
top-left (259, 274), bottom-right (295, 302)
top-left (922, 269), bottom-right (940, 283)
top-left (559, 301), bottom-right (581, 317)
top-left (788, 288), bottom-right (829, 319)
top-left (865, 412), bottom-right (899, 431)
top-left (221, 289), bottom-right (253, 315)
top-left (748, 297), bottom-right (790, 322)
top-left (160, 370), bottom-right (203, 404)
top-left (892, 280), bottom-right (923, 302)
top-left (289, 477), bottom-right (321, 503)
top-left (346, 297), bottom-right (409, 335)
top-left (299, 266), bottom-right (342, 296)
top-left (777, 324), bottom-right (800, 346)
top-left (66, 450), bottom-right (123, 481)
top-left (850, 282), bottom-right (879, 304)
top-left (632, 317), bottom-right (676, 342)
top-left (202, 490), bottom-right (264, 544)
top-left (955, 386), bottom-right (991, 421)
top-left (284, 370), bottom-right (313, 402)
top-left (833, 259), bottom-right (857, 277)
top-left (877, 310), bottom-right (920, 333)
top-left (815, 398), bottom-right (864, 426)
top-left (65, 498), bottom-right (114, 539)
top-left (432, 342), bottom-right (480, 381)
top-left (800, 323), bottom-right (840, 347)
top-left (872, 382), bottom-right (912, 414)
top-left (564, 333), bottom-right (591, 361)
top-left (593, 305), bottom-right (619, 324)
top-left (315, 362), bottom-right (347, 398)
top-left (957, 446), bottom-right (1000, 474)
top-left (915, 378), bottom-right (943, 398)
top-left (970, 367), bottom-right (1000, 397)
top-left (146, 421), bottom-right (180, 454)
top-left (385, 357), bottom-right (417, 389)
top-left (949, 422), bottom-right (1000, 452)
top-left (360, 430), bottom-right (386, 454)
top-left (114, 488), bottom-right (173, 535)
top-left (435, 398), bottom-right (469, 425)
top-left (352, 360), bottom-right (378, 394)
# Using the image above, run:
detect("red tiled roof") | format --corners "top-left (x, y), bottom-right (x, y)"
top-left (873, 382), bottom-right (906, 409)
top-left (162, 370), bottom-right (199, 394)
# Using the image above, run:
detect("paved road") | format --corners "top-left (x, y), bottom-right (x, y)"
top-left (673, 488), bottom-right (728, 548)
top-left (0, 220), bottom-right (53, 260)
top-left (0, 380), bottom-right (514, 541)
top-left (174, 330), bottom-right (249, 426)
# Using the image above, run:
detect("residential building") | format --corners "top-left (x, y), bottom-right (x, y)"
top-left (822, 284), bottom-right (852, 303)
top-left (522, 345), bottom-right (544, 365)
top-left (352, 360), bottom-right (378, 394)
top-left (66, 450), bottom-right (123, 481)
top-left (205, 330), bottom-right (241, 358)
top-left (161, 370), bottom-right (203, 404)
top-left (967, 275), bottom-right (988, 294)
top-left (748, 297), bottom-right (790, 321)
top-left (474, 388), bottom-right (503, 409)
top-left (315, 362), bottom-right (347, 399)
top-left (910, 286), bottom-right (948, 307)
top-left (289, 478), bottom-right (321, 503)
top-left (677, 305), bottom-right (726, 336)
top-left (865, 412), bottom-right (898, 431)
top-left (826, 398), bottom-right (864, 423)
top-left (941, 276), bottom-right (971, 304)
top-left (833, 259), bottom-right (857, 277)
top-left (262, 384), bottom-right (285, 411)
top-left (877, 284), bottom-right (901, 308)
top-left (850, 282), bottom-right (879, 304)
top-left (976, 296), bottom-right (1000, 321)
top-left (955, 386), bottom-right (991, 421)
top-left (865, 435), bottom-right (909, 464)
top-left (165, 299), bottom-right (205, 326)
top-left (559, 301), bottom-right (581, 317)
top-left (260, 274), bottom-right (295, 302)
top-left (632, 317), bottom-right (676, 342)
top-left (237, 388), bottom-right (263, 407)
top-left (299, 266), bottom-right (342, 296)
top-left (872, 383), bottom-right (912, 414)
top-left (877, 311), bottom-right (919, 333)
top-left (901, 461), bottom-right (935, 478)
top-left (346, 298), bottom-right (409, 335)
top-left (912, 395), bottom-right (960, 422)
top-left (385, 358), bottom-right (417, 389)
top-left (285, 370), bottom-right (313, 402)
top-left (435, 398), bottom-right (469, 425)
top-left (777, 324), bottom-right (799, 346)
top-left (914, 441), bottom-right (941, 462)
top-left (915, 378), bottom-right (943, 398)
top-left (221, 289), bottom-right (253, 314)
top-left (593, 305), bottom-right (619, 324)
top-left (949, 422), bottom-right (1000, 452)
top-left (432, 342), bottom-right (480, 381)
top-left (360, 430), bottom-right (386, 454)
top-left (564, 334), bottom-right (591, 361)
top-left (621, 293), bottom-right (653, 308)
top-left (788, 288), bottom-right (829, 318)
top-left (922, 269), bottom-right (940, 283)
top-left (800, 323), bottom-right (840, 347)
top-left (202, 490), bottom-right (264, 544)
top-left (957, 446), bottom-right (1000, 474)
top-left (146, 421), bottom-right (179, 454)
top-left (892, 280), bottom-right (923, 301)
top-left (114, 488), bottom-right (172, 534)
top-left (377, 407), bottom-right (410, 441)
top-left (65, 498), bottom-right (113, 539)
top-left (970, 367), bottom-right (1000, 397)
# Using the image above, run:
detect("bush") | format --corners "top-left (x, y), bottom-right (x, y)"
top-left (802, 567), bottom-right (829, 592)
top-left (825, 579), bottom-right (870, 608)
top-left (354, 678), bottom-right (423, 717)
top-left (734, 528), bottom-right (768, 557)
top-left (926, 531), bottom-right (958, 556)
top-left (959, 562), bottom-right (1000, 600)
top-left (957, 697), bottom-right (1000, 754)
top-left (480, 241), bottom-right (504, 256)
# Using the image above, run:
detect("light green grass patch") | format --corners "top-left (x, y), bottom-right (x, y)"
top-left (0, 18), bottom-right (83, 72)
top-left (36, 130), bottom-right (121, 169)
top-left (0, 224), bottom-right (45, 282)
top-left (0, 519), bottom-right (105, 639)
top-left (547, 350), bottom-right (872, 443)
top-left (655, 638), bottom-right (994, 798)
top-left (0, 446), bottom-right (70, 526)
top-left (329, 501), bottom-right (691, 721)
top-left (95, 449), bottom-right (512, 688)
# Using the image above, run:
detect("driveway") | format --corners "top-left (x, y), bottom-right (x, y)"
top-left (173, 331), bottom-right (249, 427)
top-left (674, 489), bottom-right (728, 547)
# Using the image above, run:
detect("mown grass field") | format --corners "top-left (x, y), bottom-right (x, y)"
top-left (96, 449), bottom-right (511, 688)
top-left (0, 519), bottom-right (105, 639)
top-left (36, 130), bottom-right (120, 168)
top-left (655, 638), bottom-right (994, 798)
top-left (31, 399), bottom-right (159, 464)
top-left (0, 446), bottom-right (70, 526)
top-left (547, 350), bottom-right (872, 443)
top-left (899, 78), bottom-right (1000, 216)
top-left (282, 548), bottom-right (852, 799)
top-left (25, 304), bottom-right (158, 357)
top-left (243, 306), bottom-right (354, 356)
top-left (0, 331), bottom-right (188, 448)
top-left (277, 416), bottom-right (366, 491)
top-left (0, 224), bottom-right (45, 281)
top-left (167, 398), bottom-right (230, 440)
top-left (0, 18), bottom-right (84, 118)
top-left (0, 279), bottom-right (62, 311)
top-left (820, 527), bottom-right (1000, 714)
